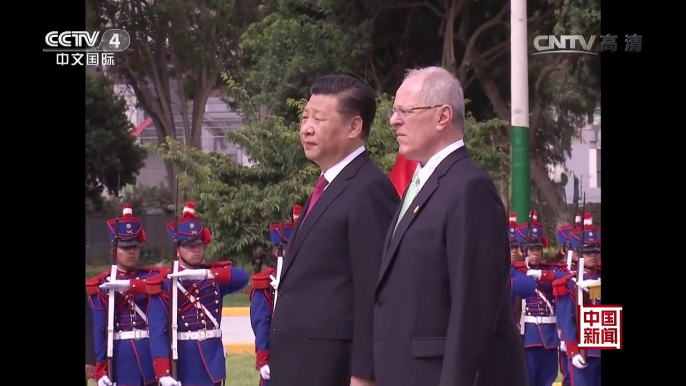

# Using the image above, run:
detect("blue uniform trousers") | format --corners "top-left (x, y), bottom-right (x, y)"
top-left (559, 349), bottom-right (571, 385)
top-left (525, 347), bottom-right (559, 386)
top-left (571, 357), bottom-right (600, 386)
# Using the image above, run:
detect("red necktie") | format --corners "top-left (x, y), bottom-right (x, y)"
top-left (304, 175), bottom-right (329, 219)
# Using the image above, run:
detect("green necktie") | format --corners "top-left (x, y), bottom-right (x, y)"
top-left (394, 174), bottom-right (421, 231)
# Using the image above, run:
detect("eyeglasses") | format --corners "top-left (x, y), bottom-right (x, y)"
top-left (388, 105), bottom-right (443, 119)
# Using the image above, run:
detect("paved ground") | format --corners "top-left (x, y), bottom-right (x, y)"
top-left (221, 315), bottom-right (254, 344)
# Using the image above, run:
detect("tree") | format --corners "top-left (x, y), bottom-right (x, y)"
top-left (87, 0), bottom-right (261, 195)
top-left (239, 0), bottom-right (372, 119)
top-left (157, 77), bottom-right (508, 261)
top-left (239, 0), bottom-right (601, 224)
top-left (86, 73), bottom-right (146, 211)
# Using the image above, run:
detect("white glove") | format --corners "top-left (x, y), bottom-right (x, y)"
top-left (526, 269), bottom-right (541, 279)
top-left (97, 375), bottom-right (113, 386)
top-left (559, 341), bottom-right (567, 352)
top-left (100, 279), bottom-right (131, 292)
top-left (260, 365), bottom-right (271, 380)
top-left (269, 275), bottom-right (279, 290)
top-left (576, 279), bottom-right (600, 292)
top-left (159, 376), bottom-right (181, 386)
top-left (571, 354), bottom-right (587, 369)
top-left (168, 269), bottom-right (214, 281)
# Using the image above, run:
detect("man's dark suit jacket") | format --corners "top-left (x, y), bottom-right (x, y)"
top-left (373, 146), bottom-right (528, 386)
top-left (270, 151), bottom-right (400, 386)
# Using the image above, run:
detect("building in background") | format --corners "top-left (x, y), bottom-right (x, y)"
top-left (99, 75), bottom-right (253, 189)
top-left (133, 95), bottom-right (253, 188)
top-left (549, 111), bottom-right (601, 203)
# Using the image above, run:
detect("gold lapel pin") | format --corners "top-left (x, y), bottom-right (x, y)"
top-left (413, 206), bottom-right (420, 214)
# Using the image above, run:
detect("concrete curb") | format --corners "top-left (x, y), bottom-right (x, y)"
top-left (222, 307), bottom-right (250, 316)
top-left (224, 343), bottom-right (254, 354)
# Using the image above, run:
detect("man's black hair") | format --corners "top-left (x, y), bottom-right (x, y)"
top-left (309, 74), bottom-right (376, 139)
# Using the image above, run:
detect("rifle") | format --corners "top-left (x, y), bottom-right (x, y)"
top-left (575, 194), bottom-right (587, 360)
top-left (576, 194), bottom-right (587, 308)
top-left (523, 208), bottom-right (535, 268)
top-left (106, 217), bottom-right (119, 384)
top-left (519, 209), bottom-right (535, 335)
top-left (565, 204), bottom-right (580, 270)
top-left (272, 223), bottom-right (285, 311)
top-left (169, 177), bottom-right (180, 380)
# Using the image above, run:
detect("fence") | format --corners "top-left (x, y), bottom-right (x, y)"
top-left (86, 213), bottom-right (176, 265)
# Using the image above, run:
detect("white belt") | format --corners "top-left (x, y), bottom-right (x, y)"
top-left (523, 316), bottom-right (556, 324)
top-left (113, 329), bottom-right (149, 340)
top-left (177, 329), bottom-right (222, 341)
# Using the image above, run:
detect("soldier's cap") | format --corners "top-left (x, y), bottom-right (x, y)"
top-left (508, 212), bottom-right (519, 246)
top-left (569, 212), bottom-right (600, 252)
top-left (108, 203), bottom-right (147, 247)
top-left (167, 202), bottom-right (212, 246)
top-left (514, 210), bottom-right (549, 248)
top-left (293, 204), bottom-right (302, 222)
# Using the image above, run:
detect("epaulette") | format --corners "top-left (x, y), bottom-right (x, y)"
top-left (138, 266), bottom-right (165, 274)
top-left (511, 261), bottom-right (528, 272)
top-left (85, 270), bottom-right (111, 295)
top-left (552, 273), bottom-right (577, 297)
top-left (252, 267), bottom-right (275, 290)
top-left (206, 260), bottom-right (233, 269)
top-left (139, 268), bottom-right (170, 295)
top-left (541, 262), bottom-right (569, 272)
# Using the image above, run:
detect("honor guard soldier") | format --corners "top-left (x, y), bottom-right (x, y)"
top-left (509, 212), bottom-right (533, 333)
top-left (86, 204), bottom-right (164, 386)
top-left (514, 210), bottom-right (569, 386)
top-left (510, 212), bottom-right (534, 306)
top-left (553, 216), bottom-right (601, 386)
top-left (554, 212), bottom-right (582, 386)
top-left (509, 212), bottom-right (523, 263)
top-left (146, 202), bottom-right (250, 386)
top-left (250, 206), bottom-right (297, 385)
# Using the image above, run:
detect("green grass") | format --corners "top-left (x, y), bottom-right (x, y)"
top-left (223, 292), bottom-right (250, 307)
top-left (87, 354), bottom-right (258, 385)
top-left (86, 265), bottom-right (252, 307)
top-left (87, 354), bottom-right (564, 385)
top-left (227, 353), bottom-right (261, 386)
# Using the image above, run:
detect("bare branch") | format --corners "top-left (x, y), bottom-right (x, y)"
top-left (473, 40), bottom-right (509, 67)
top-left (460, 2), bottom-right (508, 77)
top-left (530, 58), bottom-right (569, 141)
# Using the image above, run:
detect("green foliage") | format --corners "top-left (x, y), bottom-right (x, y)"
top-left (239, 0), bottom-right (370, 117)
top-left (155, 75), bottom-right (510, 260)
top-left (233, 0), bottom-right (601, 216)
top-left (85, 74), bottom-right (146, 211)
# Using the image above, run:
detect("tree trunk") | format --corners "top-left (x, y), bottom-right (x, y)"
top-left (530, 156), bottom-right (569, 226)
top-left (164, 160), bottom-right (184, 209)
top-left (475, 72), bottom-right (569, 223)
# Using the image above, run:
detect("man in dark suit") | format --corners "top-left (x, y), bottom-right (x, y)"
top-left (85, 292), bottom-right (96, 385)
top-left (373, 66), bottom-right (528, 386)
top-left (269, 74), bottom-right (400, 386)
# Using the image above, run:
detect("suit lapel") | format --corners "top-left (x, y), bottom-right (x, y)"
top-left (382, 184), bottom-right (409, 258)
top-left (377, 147), bottom-right (470, 287)
top-left (281, 152), bottom-right (371, 281)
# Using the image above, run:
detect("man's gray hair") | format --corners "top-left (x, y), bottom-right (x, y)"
top-left (405, 66), bottom-right (465, 130)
